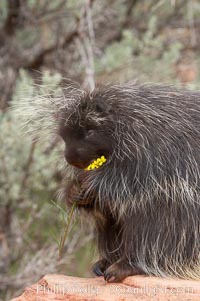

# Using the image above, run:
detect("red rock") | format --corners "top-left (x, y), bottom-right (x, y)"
top-left (176, 64), bottom-right (198, 83)
top-left (11, 274), bottom-right (200, 301)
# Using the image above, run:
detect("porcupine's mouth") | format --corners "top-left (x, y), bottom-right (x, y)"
top-left (67, 151), bottom-right (108, 170)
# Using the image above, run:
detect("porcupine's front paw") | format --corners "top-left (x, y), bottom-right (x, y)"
top-left (92, 258), bottom-right (109, 276)
top-left (65, 182), bottom-right (81, 205)
top-left (65, 180), bottom-right (86, 206)
top-left (104, 259), bottom-right (143, 283)
top-left (65, 180), bottom-right (95, 212)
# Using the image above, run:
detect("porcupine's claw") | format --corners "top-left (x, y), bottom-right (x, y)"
top-left (92, 259), bottom-right (109, 277)
top-left (104, 260), bottom-right (143, 283)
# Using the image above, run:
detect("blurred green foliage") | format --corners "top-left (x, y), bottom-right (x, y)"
top-left (95, 25), bottom-right (183, 82)
top-left (0, 72), bottom-right (61, 207)
top-left (0, 73), bottom-right (61, 259)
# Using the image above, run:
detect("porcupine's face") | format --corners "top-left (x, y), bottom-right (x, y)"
top-left (59, 93), bottom-right (113, 169)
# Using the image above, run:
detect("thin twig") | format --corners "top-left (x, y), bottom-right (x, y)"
top-left (78, 0), bottom-right (95, 91)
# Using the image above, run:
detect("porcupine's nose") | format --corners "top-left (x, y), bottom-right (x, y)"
top-left (64, 147), bottom-right (86, 169)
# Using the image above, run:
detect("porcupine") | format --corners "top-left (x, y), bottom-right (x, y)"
top-left (19, 82), bottom-right (200, 282)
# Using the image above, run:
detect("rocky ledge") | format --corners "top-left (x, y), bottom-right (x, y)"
top-left (11, 274), bottom-right (200, 301)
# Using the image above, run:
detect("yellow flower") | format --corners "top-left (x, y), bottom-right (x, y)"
top-left (85, 156), bottom-right (107, 171)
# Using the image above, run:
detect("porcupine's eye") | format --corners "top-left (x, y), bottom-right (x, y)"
top-left (85, 129), bottom-right (95, 139)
